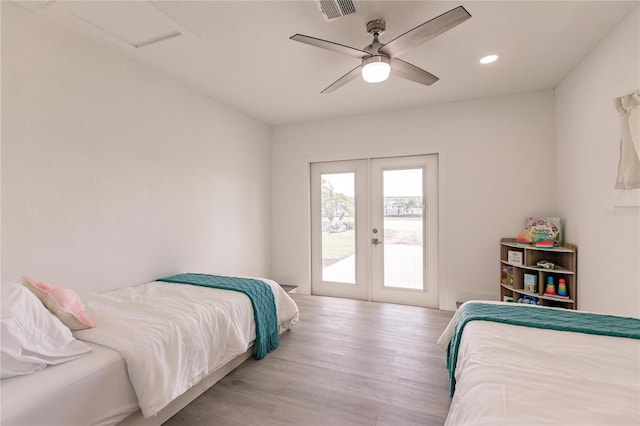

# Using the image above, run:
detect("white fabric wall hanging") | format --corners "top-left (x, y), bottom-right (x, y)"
top-left (614, 90), bottom-right (640, 190)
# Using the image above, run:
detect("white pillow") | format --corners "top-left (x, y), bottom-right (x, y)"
top-left (1, 281), bottom-right (92, 379)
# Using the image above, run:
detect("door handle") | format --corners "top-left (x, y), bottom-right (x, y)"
top-left (371, 238), bottom-right (382, 246)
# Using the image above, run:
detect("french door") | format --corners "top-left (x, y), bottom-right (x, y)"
top-left (310, 155), bottom-right (439, 308)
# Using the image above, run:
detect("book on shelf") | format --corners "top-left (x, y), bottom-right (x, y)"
top-left (507, 250), bottom-right (523, 265)
top-left (523, 273), bottom-right (537, 294)
top-left (501, 265), bottom-right (514, 286)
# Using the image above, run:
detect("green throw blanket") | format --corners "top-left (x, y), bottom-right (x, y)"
top-left (158, 273), bottom-right (279, 359)
top-left (447, 303), bottom-right (640, 396)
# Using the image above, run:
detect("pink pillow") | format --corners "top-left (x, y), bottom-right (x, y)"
top-left (22, 276), bottom-right (95, 331)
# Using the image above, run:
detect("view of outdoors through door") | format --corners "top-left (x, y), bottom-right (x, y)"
top-left (319, 169), bottom-right (424, 289)
top-left (320, 172), bottom-right (356, 284)
top-left (382, 168), bottom-right (423, 289)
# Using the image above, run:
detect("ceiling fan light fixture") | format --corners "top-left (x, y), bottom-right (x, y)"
top-left (361, 55), bottom-right (391, 83)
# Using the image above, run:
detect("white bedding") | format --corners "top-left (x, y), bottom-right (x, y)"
top-left (73, 278), bottom-right (299, 419)
top-left (1, 342), bottom-right (138, 426)
top-left (438, 302), bottom-right (640, 426)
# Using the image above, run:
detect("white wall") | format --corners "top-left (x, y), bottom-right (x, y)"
top-left (555, 7), bottom-right (640, 317)
top-left (1, 3), bottom-right (272, 295)
top-left (271, 90), bottom-right (556, 310)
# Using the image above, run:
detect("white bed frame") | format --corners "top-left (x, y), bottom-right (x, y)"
top-left (119, 346), bottom-right (254, 426)
top-left (0, 342), bottom-right (257, 426)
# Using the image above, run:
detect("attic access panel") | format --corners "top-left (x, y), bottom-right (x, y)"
top-left (57, 1), bottom-right (181, 48)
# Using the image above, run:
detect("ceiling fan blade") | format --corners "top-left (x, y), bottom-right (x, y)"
top-left (321, 65), bottom-right (363, 94)
top-left (391, 58), bottom-right (439, 86)
top-left (379, 6), bottom-right (471, 58)
top-left (290, 34), bottom-right (368, 59)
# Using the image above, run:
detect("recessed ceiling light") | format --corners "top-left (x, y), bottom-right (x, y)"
top-left (480, 54), bottom-right (498, 64)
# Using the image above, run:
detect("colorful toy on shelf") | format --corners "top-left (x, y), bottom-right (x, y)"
top-left (516, 217), bottom-right (562, 247)
top-left (545, 276), bottom-right (556, 296)
top-left (536, 260), bottom-right (556, 269)
top-left (517, 295), bottom-right (538, 305)
top-left (516, 232), bottom-right (534, 244)
top-left (557, 278), bottom-right (568, 297)
top-left (534, 240), bottom-right (554, 248)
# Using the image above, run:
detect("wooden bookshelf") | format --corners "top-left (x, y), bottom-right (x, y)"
top-left (500, 238), bottom-right (577, 309)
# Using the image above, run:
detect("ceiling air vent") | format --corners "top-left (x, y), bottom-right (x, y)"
top-left (318, 0), bottom-right (358, 22)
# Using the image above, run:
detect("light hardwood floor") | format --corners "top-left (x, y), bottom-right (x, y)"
top-left (164, 294), bottom-right (454, 426)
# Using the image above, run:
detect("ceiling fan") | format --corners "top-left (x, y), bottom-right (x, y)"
top-left (290, 5), bottom-right (471, 94)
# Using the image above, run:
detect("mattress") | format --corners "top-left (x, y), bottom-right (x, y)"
top-left (73, 278), bottom-right (299, 418)
top-left (440, 303), bottom-right (640, 426)
top-left (0, 342), bottom-right (139, 426)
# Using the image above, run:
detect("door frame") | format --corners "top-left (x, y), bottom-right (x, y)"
top-left (309, 154), bottom-right (441, 308)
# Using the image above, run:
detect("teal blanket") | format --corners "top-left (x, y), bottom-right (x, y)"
top-left (158, 273), bottom-right (279, 360)
top-left (447, 303), bottom-right (640, 396)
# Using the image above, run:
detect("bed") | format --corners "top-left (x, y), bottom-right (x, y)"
top-left (2, 341), bottom-right (138, 426)
top-left (438, 301), bottom-right (640, 426)
top-left (1, 274), bottom-right (299, 426)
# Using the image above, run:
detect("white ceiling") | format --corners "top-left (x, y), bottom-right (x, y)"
top-left (17, 1), bottom-right (638, 125)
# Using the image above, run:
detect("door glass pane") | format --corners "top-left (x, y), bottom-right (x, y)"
top-left (383, 168), bottom-right (424, 289)
top-left (321, 173), bottom-right (356, 284)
